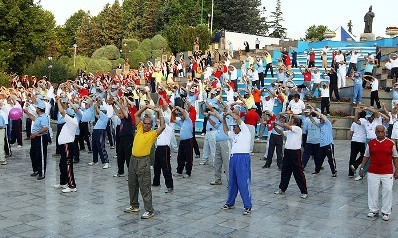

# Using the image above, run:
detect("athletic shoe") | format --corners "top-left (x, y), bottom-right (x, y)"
top-left (174, 173), bottom-right (183, 177)
top-left (262, 164), bottom-right (270, 168)
top-left (354, 176), bottom-right (363, 181)
top-left (243, 208), bottom-right (251, 215)
top-left (222, 204), bottom-right (235, 210)
top-left (88, 162), bottom-right (97, 166)
top-left (124, 206), bottom-right (139, 213)
top-left (183, 174), bottom-right (191, 178)
top-left (17, 145), bottom-right (22, 148)
top-left (332, 173), bottom-right (337, 178)
top-left (312, 171), bottom-right (319, 175)
top-left (88, 150), bottom-right (93, 154)
top-left (1, 161), bottom-right (7, 165)
top-left (103, 163), bottom-right (110, 169)
top-left (350, 165), bottom-right (356, 174)
top-left (113, 155), bottom-right (117, 158)
top-left (52, 153), bottom-right (61, 157)
top-left (274, 189), bottom-right (285, 195)
top-left (382, 213), bottom-right (390, 221)
top-left (165, 188), bottom-right (174, 193)
top-left (54, 184), bottom-right (68, 189)
top-left (367, 212), bottom-right (378, 218)
top-left (110, 146), bottom-right (115, 149)
top-left (37, 175), bottom-right (45, 180)
top-left (195, 154), bottom-right (200, 158)
top-left (151, 184), bottom-right (160, 187)
top-left (62, 187), bottom-right (77, 193)
top-left (300, 193), bottom-right (308, 199)
top-left (141, 211), bottom-right (154, 219)
top-left (199, 161), bottom-right (207, 165)
top-left (113, 173), bottom-right (125, 177)
top-left (30, 171), bottom-right (39, 177)
top-left (210, 180), bottom-right (222, 185)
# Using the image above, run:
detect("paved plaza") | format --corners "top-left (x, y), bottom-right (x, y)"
top-left (1, 140), bottom-right (398, 238)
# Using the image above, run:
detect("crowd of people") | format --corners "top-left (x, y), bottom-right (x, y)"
top-left (2, 44), bottom-right (397, 220)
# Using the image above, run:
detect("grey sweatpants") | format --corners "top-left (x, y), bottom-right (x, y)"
top-left (214, 140), bottom-right (230, 182)
top-left (128, 155), bottom-right (153, 212)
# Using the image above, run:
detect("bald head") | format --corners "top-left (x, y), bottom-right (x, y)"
top-left (375, 125), bottom-right (386, 140)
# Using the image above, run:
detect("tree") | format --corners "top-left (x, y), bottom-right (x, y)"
top-left (347, 20), bottom-right (353, 34)
top-left (268, 0), bottom-right (286, 38)
top-left (0, 0), bottom-right (56, 73)
top-left (305, 25), bottom-right (331, 42)
top-left (122, 0), bottom-right (143, 39)
top-left (76, 14), bottom-right (101, 56)
top-left (96, 1), bottom-right (124, 47)
top-left (213, 0), bottom-right (268, 36)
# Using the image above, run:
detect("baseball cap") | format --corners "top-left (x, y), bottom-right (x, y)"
top-left (251, 105), bottom-right (257, 109)
top-left (210, 90), bottom-right (217, 94)
top-left (66, 107), bottom-right (76, 117)
top-left (35, 101), bottom-right (46, 110)
top-left (366, 111), bottom-right (374, 117)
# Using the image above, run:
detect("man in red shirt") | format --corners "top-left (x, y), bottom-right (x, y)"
top-left (244, 104), bottom-right (260, 155)
top-left (300, 66), bottom-right (312, 93)
top-left (308, 51), bottom-right (315, 68)
top-left (360, 125), bottom-right (398, 221)
top-left (184, 98), bottom-right (200, 158)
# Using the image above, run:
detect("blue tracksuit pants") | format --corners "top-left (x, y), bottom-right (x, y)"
top-left (226, 153), bottom-right (252, 209)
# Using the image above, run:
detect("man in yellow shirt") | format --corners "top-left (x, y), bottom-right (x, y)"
top-left (124, 105), bottom-right (165, 219)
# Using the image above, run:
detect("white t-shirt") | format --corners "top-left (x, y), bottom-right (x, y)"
top-left (58, 114), bottom-right (78, 145)
top-left (320, 87), bottom-right (329, 97)
top-left (156, 124), bottom-right (173, 146)
top-left (230, 67), bottom-right (238, 80)
top-left (391, 58), bottom-right (398, 68)
top-left (261, 97), bottom-right (274, 112)
top-left (349, 53), bottom-right (359, 64)
top-left (350, 122), bottom-right (366, 143)
top-left (229, 122), bottom-right (251, 154)
top-left (335, 54), bottom-right (344, 63)
top-left (288, 100), bottom-right (305, 115)
top-left (370, 79), bottom-right (378, 92)
top-left (312, 72), bottom-right (321, 84)
top-left (359, 117), bottom-right (382, 139)
top-left (225, 89), bottom-right (234, 103)
top-left (284, 126), bottom-right (302, 150)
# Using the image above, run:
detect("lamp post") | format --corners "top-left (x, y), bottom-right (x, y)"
top-left (200, 0), bottom-right (204, 24)
top-left (73, 44), bottom-right (77, 68)
top-left (207, 14), bottom-right (211, 31)
top-left (210, 0), bottom-right (214, 34)
top-left (48, 56), bottom-right (53, 82)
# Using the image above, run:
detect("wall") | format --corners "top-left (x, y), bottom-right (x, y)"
top-left (223, 31), bottom-right (280, 51)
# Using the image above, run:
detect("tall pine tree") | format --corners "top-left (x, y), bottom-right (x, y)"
top-left (76, 13), bottom-right (101, 56)
top-left (213, 0), bottom-right (268, 36)
top-left (96, 1), bottom-right (124, 47)
top-left (122, 0), bottom-right (143, 39)
top-left (269, 0), bottom-right (286, 38)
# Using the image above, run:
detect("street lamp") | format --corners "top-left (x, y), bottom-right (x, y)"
top-left (207, 14), bottom-right (211, 30)
top-left (73, 44), bottom-right (77, 68)
top-left (210, 0), bottom-right (214, 34)
top-left (48, 56), bottom-right (53, 82)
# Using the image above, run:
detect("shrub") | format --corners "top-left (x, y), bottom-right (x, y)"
top-left (24, 58), bottom-right (71, 84)
top-left (122, 38), bottom-right (139, 52)
top-left (0, 72), bottom-right (12, 87)
top-left (92, 45), bottom-right (120, 60)
top-left (138, 39), bottom-right (152, 59)
top-left (128, 49), bottom-right (146, 68)
top-left (86, 58), bottom-right (113, 74)
top-left (111, 58), bottom-right (125, 69)
top-left (151, 34), bottom-right (168, 50)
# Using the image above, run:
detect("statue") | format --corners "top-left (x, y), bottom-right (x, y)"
top-left (364, 6), bottom-right (375, 33)
top-left (194, 37), bottom-right (200, 52)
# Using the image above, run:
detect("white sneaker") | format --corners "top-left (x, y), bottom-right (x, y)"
top-left (350, 165), bottom-right (356, 174)
top-left (17, 145), bottom-right (22, 148)
top-left (300, 193), bottom-right (308, 199)
top-left (62, 187), bottom-right (77, 193)
top-left (199, 161), bottom-right (207, 165)
top-left (88, 162), bottom-right (97, 166)
top-left (274, 189), bottom-right (285, 195)
top-left (54, 184), bottom-right (68, 189)
top-left (354, 175), bottom-right (363, 181)
top-left (0, 161), bottom-right (7, 165)
top-left (113, 173), bottom-right (125, 177)
top-left (141, 211), bottom-right (154, 219)
top-left (103, 163), bottom-right (109, 169)
top-left (113, 155), bottom-right (117, 158)
top-left (367, 212), bottom-right (378, 218)
top-left (382, 213), bottom-right (390, 221)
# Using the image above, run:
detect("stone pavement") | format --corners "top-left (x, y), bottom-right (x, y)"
top-left (0, 140), bottom-right (398, 238)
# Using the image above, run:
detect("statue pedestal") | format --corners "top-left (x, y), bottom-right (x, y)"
top-left (360, 33), bottom-right (375, 41)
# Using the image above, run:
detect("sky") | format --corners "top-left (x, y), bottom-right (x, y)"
top-left (37, 0), bottom-right (397, 40)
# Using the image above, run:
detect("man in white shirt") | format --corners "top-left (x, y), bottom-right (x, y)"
top-left (274, 116), bottom-right (308, 199)
top-left (347, 50), bottom-right (361, 76)
top-left (261, 92), bottom-right (274, 112)
top-left (287, 94), bottom-right (305, 115)
top-left (363, 75), bottom-right (381, 109)
top-left (221, 111), bottom-right (252, 215)
top-left (334, 50), bottom-right (346, 88)
top-left (54, 99), bottom-right (79, 193)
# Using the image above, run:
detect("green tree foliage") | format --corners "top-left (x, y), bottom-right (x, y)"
top-left (0, 72), bottom-right (13, 87)
top-left (0, 0), bottom-right (56, 73)
top-left (268, 0), bottom-right (287, 38)
top-left (76, 15), bottom-right (101, 57)
top-left (92, 45), bottom-right (121, 60)
top-left (122, 0), bottom-right (143, 39)
top-left (213, 0), bottom-right (268, 36)
top-left (138, 39), bottom-right (153, 59)
top-left (56, 10), bottom-right (88, 56)
top-left (128, 49), bottom-right (146, 68)
top-left (24, 58), bottom-right (71, 84)
top-left (164, 24), bottom-right (210, 54)
top-left (305, 25), bottom-right (331, 42)
top-left (86, 58), bottom-right (112, 74)
top-left (96, 1), bottom-right (124, 47)
top-left (150, 35), bottom-right (168, 50)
